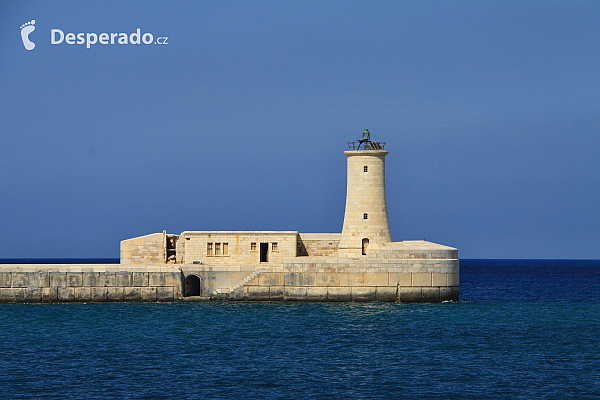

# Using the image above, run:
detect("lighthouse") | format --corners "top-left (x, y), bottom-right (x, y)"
top-left (338, 129), bottom-right (392, 258)
top-left (120, 127), bottom-right (459, 302)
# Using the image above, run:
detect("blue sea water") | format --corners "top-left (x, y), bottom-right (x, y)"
top-left (0, 260), bottom-right (598, 399)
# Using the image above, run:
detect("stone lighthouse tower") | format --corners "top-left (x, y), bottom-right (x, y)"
top-left (338, 129), bottom-right (392, 258)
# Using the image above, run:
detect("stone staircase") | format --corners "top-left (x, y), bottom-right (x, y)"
top-left (212, 267), bottom-right (270, 298)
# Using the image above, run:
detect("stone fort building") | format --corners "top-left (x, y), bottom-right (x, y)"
top-left (120, 130), bottom-right (459, 302)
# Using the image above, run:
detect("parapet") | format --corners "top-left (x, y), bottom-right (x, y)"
top-left (368, 241), bottom-right (458, 260)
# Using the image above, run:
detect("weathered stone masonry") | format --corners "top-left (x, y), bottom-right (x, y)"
top-left (0, 241), bottom-right (459, 303)
top-left (0, 265), bottom-right (183, 302)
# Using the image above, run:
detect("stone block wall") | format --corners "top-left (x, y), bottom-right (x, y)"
top-left (181, 231), bottom-right (298, 265)
top-left (121, 233), bottom-right (166, 264)
top-left (374, 241), bottom-right (459, 260)
top-left (0, 265), bottom-right (183, 303)
top-left (297, 233), bottom-right (341, 257)
top-left (199, 254), bottom-right (459, 303)
top-left (224, 268), bottom-right (459, 302)
top-left (1, 243), bottom-right (459, 303)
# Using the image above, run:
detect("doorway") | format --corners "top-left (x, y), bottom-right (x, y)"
top-left (260, 242), bottom-right (269, 263)
top-left (185, 275), bottom-right (201, 296)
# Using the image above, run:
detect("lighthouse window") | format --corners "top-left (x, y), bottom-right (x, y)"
top-left (364, 166), bottom-right (368, 172)
top-left (363, 213), bottom-right (368, 220)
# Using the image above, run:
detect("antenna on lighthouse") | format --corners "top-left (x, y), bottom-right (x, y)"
top-left (347, 128), bottom-right (385, 150)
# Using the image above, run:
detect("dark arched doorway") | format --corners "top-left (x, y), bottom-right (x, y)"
top-left (185, 275), bottom-right (201, 296)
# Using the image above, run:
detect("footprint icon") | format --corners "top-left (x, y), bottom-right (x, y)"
top-left (20, 20), bottom-right (36, 50)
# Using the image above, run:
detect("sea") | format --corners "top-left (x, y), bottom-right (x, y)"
top-left (0, 259), bottom-right (598, 399)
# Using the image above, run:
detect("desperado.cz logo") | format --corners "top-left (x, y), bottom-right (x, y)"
top-left (20, 20), bottom-right (36, 50)
top-left (20, 20), bottom-right (168, 50)
top-left (52, 28), bottom-right (168, 48)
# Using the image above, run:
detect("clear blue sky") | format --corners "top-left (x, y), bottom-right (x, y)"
top-left (1, 1), bottom-right (599, 259)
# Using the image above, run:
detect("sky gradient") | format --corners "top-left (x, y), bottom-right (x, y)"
top-left (1, 1), bottom-right (599, 259)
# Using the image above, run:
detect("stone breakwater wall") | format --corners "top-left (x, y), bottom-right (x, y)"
top-left (226, 270), bottom-right (459, 302)
top-left (0, 265), bottom-right (183, 303)
top-left (207, 258), bottom-right (459, 302)
top-left (0, 259), bottom-right (459, 303)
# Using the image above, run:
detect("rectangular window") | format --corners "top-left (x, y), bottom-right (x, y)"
top-left (207, 242), bottom-right (213, 256)
top-left (215, 242), bottom-right (221, 255)
top-left (251, 242), bottom-right (257, 251)
top-left (223, 243), bottom-right (228, 255)
top-left (272, 242), bottom-right (278, 252)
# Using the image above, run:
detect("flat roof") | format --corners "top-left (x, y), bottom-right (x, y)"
top-left (181, 231), bottom-right (299, 235)
top-left (381, 240), bottom-right (457, 251)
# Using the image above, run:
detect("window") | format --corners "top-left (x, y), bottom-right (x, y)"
top-left (272, 242), bottom-right (278, 252)
top-left (223, 243), bottom-right (228, 255)
top-left (364, 165), bottom-right (368, 172)
top-left (363, 213), bottom-right (368, 219)
top-left (251, 242), bottom-right (257, 252)
top-left (215, 243), bottom-right (221, 255)
top-left (207, 242), bottom-right (213, 256)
